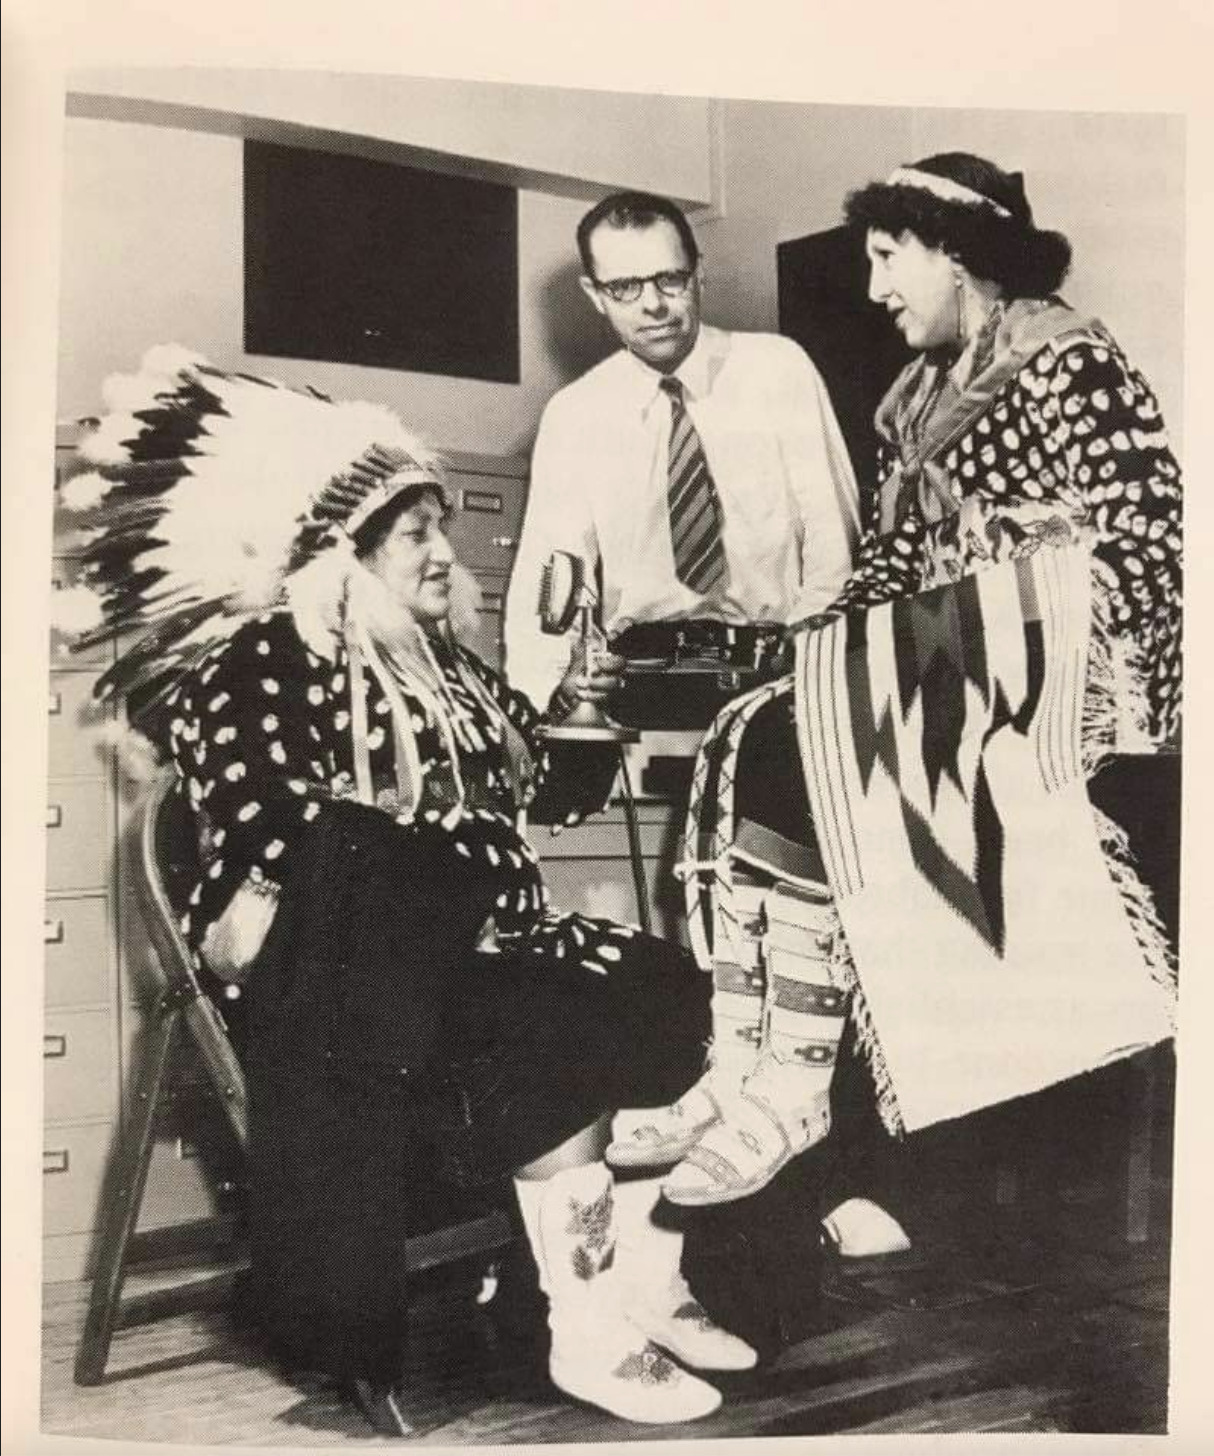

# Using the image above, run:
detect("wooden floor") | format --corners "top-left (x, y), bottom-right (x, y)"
top-left (41, 1183), bottom-right (1170, 1445)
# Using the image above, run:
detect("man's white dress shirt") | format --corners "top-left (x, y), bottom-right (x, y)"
top-left (505, 325), bottom-right (860, 708)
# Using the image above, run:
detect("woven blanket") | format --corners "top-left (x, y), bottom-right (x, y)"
top-left (794, 546), bottom-right (1174, 1133)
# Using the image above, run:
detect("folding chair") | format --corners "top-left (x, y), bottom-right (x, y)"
top-left (75, 769), bottom-right (513, 1386)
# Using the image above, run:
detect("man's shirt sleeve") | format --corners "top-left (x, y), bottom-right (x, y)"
top-left (504, 391), bottom-right (599, 710)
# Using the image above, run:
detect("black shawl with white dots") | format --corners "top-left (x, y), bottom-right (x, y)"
top-left (803, 299), bottom-right (1182, 747)
top-left (164, 611), bottom-right (615, 963)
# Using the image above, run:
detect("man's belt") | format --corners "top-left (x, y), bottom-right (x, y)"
top-left (611, 620), bottom-right (790, 686)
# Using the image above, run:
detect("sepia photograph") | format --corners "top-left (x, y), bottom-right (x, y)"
top-left (4, 8), bottom-right (1209, 1449)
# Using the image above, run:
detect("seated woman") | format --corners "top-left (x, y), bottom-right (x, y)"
top-left (57, 350), bottom-right (756, 1432)
top-left (610, 152), bottom-right (1181, 1206)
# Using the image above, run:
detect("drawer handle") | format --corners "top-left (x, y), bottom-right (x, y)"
top-left (43, 1149), bottom-right (71, 1175)
top-left (44, 1034), bottom-right (68, 1059)
top-left (461, 489), bottom-right (503, 515)
top-left (49, 691), bottom-right (63, 716)
top-left (490, 535), bottom-right (516, 549)
top-left (46, 805), bottom-right (63, 829)
top-left (44, 919), bottom-right (65, 945)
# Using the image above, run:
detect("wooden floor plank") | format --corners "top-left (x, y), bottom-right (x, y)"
top-left (40, 1211), bottom-right (1171, 1444)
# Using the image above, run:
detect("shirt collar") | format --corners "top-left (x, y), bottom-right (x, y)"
top-left (624, 324), bottom-right (727, 417)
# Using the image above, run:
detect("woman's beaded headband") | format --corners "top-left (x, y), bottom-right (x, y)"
top-left (886, 166), bottom-right (1013, 218)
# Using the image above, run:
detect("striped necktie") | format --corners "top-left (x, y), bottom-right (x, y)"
top-left (661, 375), bottom-right (728, 595)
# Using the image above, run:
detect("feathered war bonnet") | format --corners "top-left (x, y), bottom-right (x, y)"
top-left (54, 345), bottom-right (450, 720)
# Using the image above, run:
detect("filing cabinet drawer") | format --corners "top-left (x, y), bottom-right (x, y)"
top-left (140, 1089), bottom-right (241, 1231)
top-left (140, 1139), bottom-right (225, 1231)
top-left (43, 896), bottom-right (112, 1008)
top-left (539, 857), bottom-right (686, 946)
top-left (535, 807), bottom-right (675, 863)
top-left (42, 1121), bottom-right (113, 1237)
top-left (466, 571), bottom-right (507, 673)
top-left (47, 671), bottom-right (110, 777)
top-left (43, 1007), bottom-right (118, 1122)
top-left (446, 471), bottom-right (526, 572)
top-left (45, 778), bottom-right (111, 892)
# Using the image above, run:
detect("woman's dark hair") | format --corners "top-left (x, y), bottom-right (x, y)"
top-left (350, 481), bottom-right (449, 560)
top-left (844, 152), bottom-right (1072, 298)
top-left (576, 190), bottom-right (700, 277)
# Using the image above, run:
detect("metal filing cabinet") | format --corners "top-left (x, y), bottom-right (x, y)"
top-left (533, 798), bottom-right (686, 944)
top-left (444, 450), bottom-right (528, 672)
top-left (43, 424), bottom-right (124, 1282)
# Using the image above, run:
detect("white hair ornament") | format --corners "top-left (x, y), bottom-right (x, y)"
top-left (886, 166), bottom-right (1013, 218)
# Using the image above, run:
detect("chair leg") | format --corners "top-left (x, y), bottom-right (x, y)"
top-left (616, 744), bottom-right (652, 935)
top-left (74, 1000), bottom-right (182, 1385)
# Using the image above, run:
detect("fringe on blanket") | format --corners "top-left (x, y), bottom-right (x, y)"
top-left (829, 806), bottom-right (1175, 1139)
top-left (1083, 572), bottom-right (1154, 774)
top-left (831, 926), bottom-right (907, 1138)
top-left (1084, 571), bottom-right (1177, 1026)
top-left (1091, 804), bottom-right (1179, 1028)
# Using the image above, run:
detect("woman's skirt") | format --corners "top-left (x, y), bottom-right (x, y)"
top-left (436, 916), bottom-right (711, 1186)
top-left (232, 800), bottom-right (709, 1385)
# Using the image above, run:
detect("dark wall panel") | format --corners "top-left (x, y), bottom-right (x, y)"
top-left (244, 141), bottom-right (519, 383)
top-left (778, 225), bottom-right (910, 510)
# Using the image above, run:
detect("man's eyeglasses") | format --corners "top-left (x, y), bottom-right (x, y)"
top-left (591, 269), bottom-right (694, 305)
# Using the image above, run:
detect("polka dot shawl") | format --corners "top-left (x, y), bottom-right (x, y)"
top-left (820, 334), bottom-right (1182, 743)
top-left (165, 614), bottom-right (610, 952)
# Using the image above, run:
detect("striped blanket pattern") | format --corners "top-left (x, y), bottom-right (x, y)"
top-left (794, 546), bottom-right (1173, 1132)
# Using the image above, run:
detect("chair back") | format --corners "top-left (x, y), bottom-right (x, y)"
top-left (136, 768), bottom-right (249, 1145)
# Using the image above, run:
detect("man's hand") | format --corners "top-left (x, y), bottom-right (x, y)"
top-left (563, 646), bottom-right (626, 705)
top-left (550, 644), bottom-right (626, 718)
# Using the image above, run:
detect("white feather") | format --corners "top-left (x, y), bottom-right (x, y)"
top-left (78, 413), bottom-right (138, 465)
top-left (447, 561), bottom-right (483, 644)
top-left (50, 583), bottom-right (105, 635)
top-left (101, 372), bottom-right (166, 414)
top-left (140, 342), bottom-right (210, 378)
top-left (90, 722), bottom-right (166, 787)
top-left (59, 471), bottom-right (114, 513)
top-left (287, 541), bottom-right (353, 660)
top-left (138, 375), bottom-right (443, 618)
top-left (100, 347), bottom-right (209, 414)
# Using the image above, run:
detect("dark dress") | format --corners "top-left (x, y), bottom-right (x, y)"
top-left (163, 611), bottom-right (709, 1383)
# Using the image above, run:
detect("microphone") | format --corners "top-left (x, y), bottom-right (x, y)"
top-left (536, 550), bottom-right (637, 744)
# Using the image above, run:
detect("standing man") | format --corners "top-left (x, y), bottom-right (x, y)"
top-left (505, 191), bottom-right (860, 726)
top-left (505, 194), bottom-right (905, 1335)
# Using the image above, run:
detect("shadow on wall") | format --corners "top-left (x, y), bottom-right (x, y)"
top-left (538, 259), bottom-right (617, 388)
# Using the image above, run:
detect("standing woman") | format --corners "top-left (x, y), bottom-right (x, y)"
top-left (610, 153), bottom-right (1181, 1210)
top-left (57, 349), bottom-right (757, 1433)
